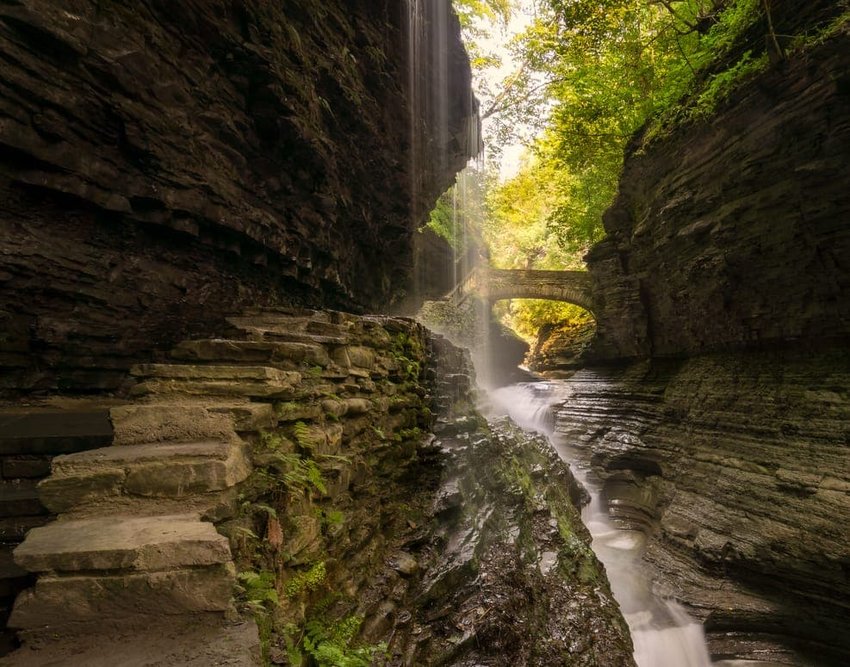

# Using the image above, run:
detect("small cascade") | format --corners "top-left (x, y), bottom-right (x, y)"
top-left (488, 382), bottom-right (714, 667)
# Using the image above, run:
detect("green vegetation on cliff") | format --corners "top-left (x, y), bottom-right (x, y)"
top-left (444, 0), bottom-right (847, 339)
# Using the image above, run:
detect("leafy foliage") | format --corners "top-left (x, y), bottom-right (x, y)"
top-left (284, 560), bottom-right (327, 598)
top-left (447, 0), bottom-right (812, 336)
top-left (258, 430), bottom-right (327, 496)
top-left (303, 615), bottom-right (386, 667)
top-left (237, 570), bottom-right (279, 613)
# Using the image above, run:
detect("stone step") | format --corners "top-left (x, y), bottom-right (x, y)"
top-left (38, 441), bottom-right (251, 514)
top-left (13, 514), bottom-right (230, 573)
top-left (1, 615), bottom-right (260, 666)
top-left (129, 362), bottom-right (303, 399)
top-left (0, 408), bottom-right (112, 456)
top-left (110, 401), bottom-right (276, 445)
top-left (9, 515), bottom-right (235, 629)
top-left (169, 339), bottom-right (331, 368)
top-left (10, 566), bottom-right (236, 628)
top-left (225, 316), bottom-right (348, 345)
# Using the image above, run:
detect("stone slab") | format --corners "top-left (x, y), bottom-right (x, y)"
top-left (130, 379), bottom-right (301, 400)
top-left (111, 403), bottom-right (236, 445)
top-left (1, 616), bottom-right (260, 666)
top-left (171, 339), bottom-right (330, 367)
top-left (39, 442), bottom-right (251, 511)
top-left (131, 364), bottom-right (300, 382)
top-left (8, 562), bottom-right (236, 629)
top-left (111, 401), bottom-right (276, 445)
top-left (13, 514), bottom-right (231, 573)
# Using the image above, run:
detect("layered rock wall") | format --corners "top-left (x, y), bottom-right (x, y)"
top-left (572, 6), bottom-right (850, 663)
top-left (554, 350), bottom-right (850, 664)
top-left (587, 25), bottom-right (850, 359)
top-left (0, 0), bottom-right (476, 394)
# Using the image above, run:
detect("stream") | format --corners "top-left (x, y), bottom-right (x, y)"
top-left (487, 381), bottom-right (715, 667)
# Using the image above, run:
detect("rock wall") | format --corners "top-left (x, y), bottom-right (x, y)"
top-left (587, 23), bottom-right (850, 359)
top-left (553, 349), bottom-right (850, 665)
top-left (181, 309), bottom-right (634, 665)
top-left (0, 0), bottom-right (477, 394)
top-left (570, 6), bottom-right (850, 663)
top-left (1, 308), bottom-right (635, 663)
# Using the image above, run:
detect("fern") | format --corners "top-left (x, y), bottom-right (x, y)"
top-left (302, 616), bottom-right (384, 667)
top-left (236, 570), bottom-right (279, 612)
top-left (294, 420), bottom-right (318, 450)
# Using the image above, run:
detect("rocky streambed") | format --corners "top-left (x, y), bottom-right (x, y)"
top-left (540, 345), bottom-right (850, 666)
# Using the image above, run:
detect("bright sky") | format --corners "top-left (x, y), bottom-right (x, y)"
top-left (472, 0), bottom-right (539, 180)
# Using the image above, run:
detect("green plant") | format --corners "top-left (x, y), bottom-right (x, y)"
top-left (284, 561), bottom-right (327, 598)
top-left (690, 50), bottom-right (768, 118)
top-left (302, 615), bottom-right (386, 667)
top-left (394, 427), bottom-right (423, 443)
top-left (316, 508), bottom-right (345, 529)
top-left (293, 421), bottom-right (318, 450)
top-left (237, 570), bottom-right (279, 613)
top-left (259, 431), bottom-right (327, 496)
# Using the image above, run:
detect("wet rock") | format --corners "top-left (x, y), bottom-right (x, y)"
top-left (553, 347), bottom-right (850, 664)
top-left (390, 552), bottom-right (419, 578)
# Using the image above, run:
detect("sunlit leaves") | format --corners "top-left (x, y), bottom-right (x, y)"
top-left (454, 0), bottom-right (512, 30)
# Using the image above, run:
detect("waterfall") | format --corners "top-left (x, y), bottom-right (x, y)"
top-left (487, 382), bottom-right (714, 667)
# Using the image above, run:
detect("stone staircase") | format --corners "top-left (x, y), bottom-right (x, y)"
top-left (0, 405), bottom-right (113, 654)
top-left (2, 306), bottom-right (410, 662)
top-left (5, 398), bottom-right (256, 642)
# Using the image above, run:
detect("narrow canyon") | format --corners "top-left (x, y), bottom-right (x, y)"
top-left (0, 1), bottom-right (846, 666)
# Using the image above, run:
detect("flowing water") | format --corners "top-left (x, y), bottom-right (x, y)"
top-left (487, 381), bottom-right (714, 667)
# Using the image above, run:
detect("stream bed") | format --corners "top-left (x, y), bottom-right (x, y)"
top-left (487, 381), bottom-right (716, 667)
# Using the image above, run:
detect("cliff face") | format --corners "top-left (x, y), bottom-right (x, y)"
top-left (553, 350), bottom-right (850, 664)
top-left (0, 0), bottom-right (476, 394)
top-left (587, 28), bottom-right (850, 359)
top-left (570, 11), bottom-right (850, 664)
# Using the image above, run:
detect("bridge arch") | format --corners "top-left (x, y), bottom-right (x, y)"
top-left (451, 267), bottom-right (596, 315)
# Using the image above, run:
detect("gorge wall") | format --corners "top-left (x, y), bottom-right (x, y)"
top-left (569, 5), bottom-right (850, 664)
top-left (587, 17), bottom-right (850, 360)
top-left (0, 0), bottom-right (476, 395)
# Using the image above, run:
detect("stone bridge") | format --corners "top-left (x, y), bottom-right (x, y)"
top-left (449, 267), bottom-right (596, 314)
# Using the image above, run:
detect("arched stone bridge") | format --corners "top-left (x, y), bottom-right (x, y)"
top-left (449, 267), bottom-right (596, 314)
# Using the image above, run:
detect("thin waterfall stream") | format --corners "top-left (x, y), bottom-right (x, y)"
top-left (486, 381), bottom-right (715, 667)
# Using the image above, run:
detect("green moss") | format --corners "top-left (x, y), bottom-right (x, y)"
top-left (284, 560), bottom-right (327, 598)
top-left (790, 11), bottom-right (850, 49)
top-left (690, 51), bottom-right (769, 119)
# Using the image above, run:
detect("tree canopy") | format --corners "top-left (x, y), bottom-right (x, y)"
top-left (430, 0), bottom-right (830, 337)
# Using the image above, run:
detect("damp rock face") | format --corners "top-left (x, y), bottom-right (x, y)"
top-left (586, 25), bottom-right (850, 360)
top-left (552, 347), bottom-right (850, 665)
top-left (0, 0), bottom-right (477, 395)
top-left (561, 8), bottom-right (850, 664)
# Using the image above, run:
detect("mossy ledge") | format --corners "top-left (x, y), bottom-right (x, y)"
top-left (208, 308), bottom-right (634, 665)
